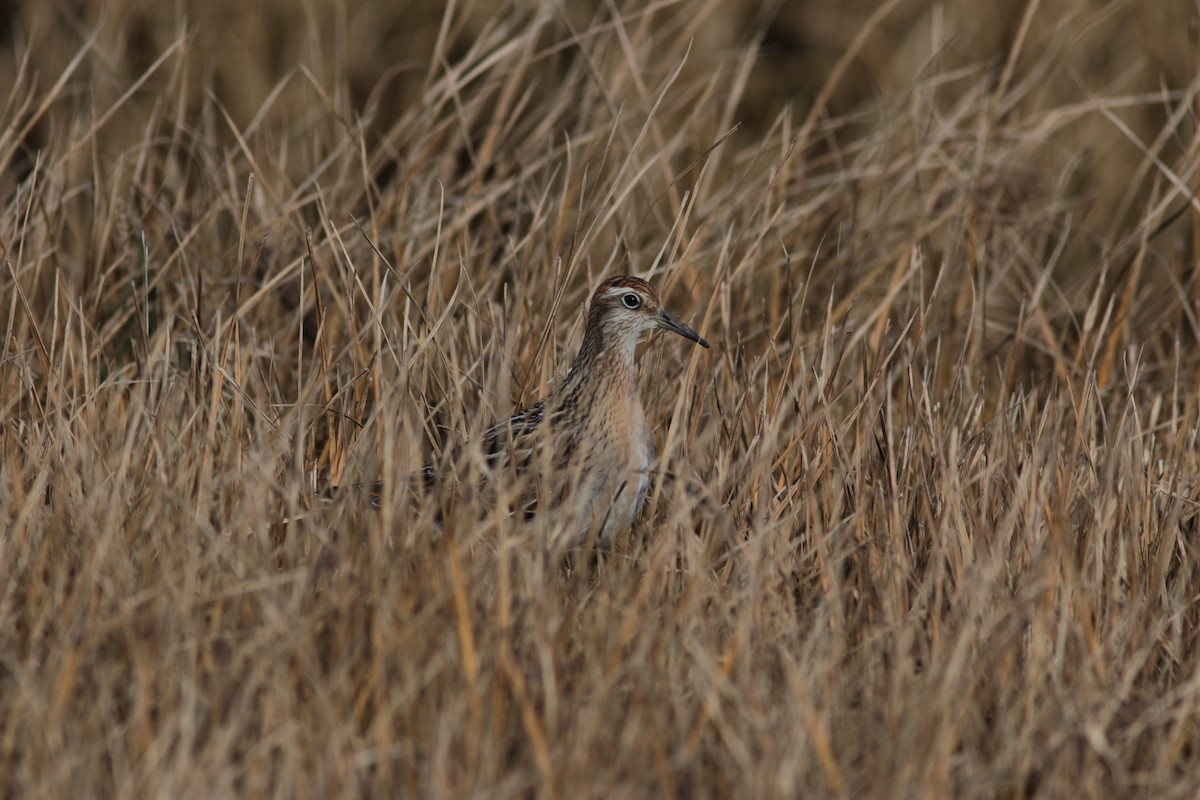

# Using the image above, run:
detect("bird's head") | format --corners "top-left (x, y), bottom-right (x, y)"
top-left (587, 276), bottom-right (710, 353)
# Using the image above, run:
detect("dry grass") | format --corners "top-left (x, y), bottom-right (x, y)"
top-left (4, 1), bottom-right (1200, 797)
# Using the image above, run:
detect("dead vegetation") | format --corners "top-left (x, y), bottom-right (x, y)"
top-left (3, 1), bottom-right (1200, 797)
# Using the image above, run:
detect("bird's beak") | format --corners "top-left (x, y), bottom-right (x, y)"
top-left (657, 309), bottom-right (710, 349)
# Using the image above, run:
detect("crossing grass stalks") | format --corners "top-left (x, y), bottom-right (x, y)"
top-left (3, 1), bottom-right (1200, 797)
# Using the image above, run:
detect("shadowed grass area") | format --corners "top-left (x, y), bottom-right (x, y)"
top-left (3, 1), bottom-right (1200, 797)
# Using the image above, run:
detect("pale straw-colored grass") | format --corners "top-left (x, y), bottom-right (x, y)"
top-left (3, 1), bottom-right (1200, 797)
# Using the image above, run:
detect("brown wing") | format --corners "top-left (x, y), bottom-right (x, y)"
top-left (480, 399), bottom-right (583, 519)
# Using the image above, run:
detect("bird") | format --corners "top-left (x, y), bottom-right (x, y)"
top-left (339, 275), bottom-right (709, 549)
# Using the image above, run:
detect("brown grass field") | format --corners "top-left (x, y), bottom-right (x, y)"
top-left (4, 0), bottom-right (1200, 797)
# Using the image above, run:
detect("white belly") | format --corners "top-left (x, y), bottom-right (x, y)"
top-left (545, 398), bottom-right (656, 549)
top-left (597, 426), bottom-right (654, 548)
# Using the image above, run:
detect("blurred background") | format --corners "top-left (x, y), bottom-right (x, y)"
top-left (2, 0), bottom-right (1194, 236)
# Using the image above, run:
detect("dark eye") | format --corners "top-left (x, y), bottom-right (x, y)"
top-left (622, 293), bottom-right (641, 309)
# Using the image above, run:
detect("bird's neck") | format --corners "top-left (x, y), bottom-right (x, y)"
top-left (559, 325), bottom-right (639, 400)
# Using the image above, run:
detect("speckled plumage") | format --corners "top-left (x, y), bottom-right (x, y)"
top-left (474, 275), bottom-right (709, 547)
